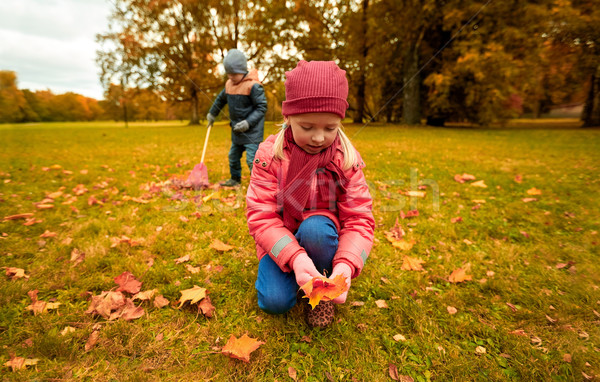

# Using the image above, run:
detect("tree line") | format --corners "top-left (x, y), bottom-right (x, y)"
top-left (0, 71), bottom-right (195, 123)
top-left (2, 1), bottom-right (598, 126)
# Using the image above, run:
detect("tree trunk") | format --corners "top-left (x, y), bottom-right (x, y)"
top-left (189, 87), bottom-right (199, 125)
top-left (122, 100), bottom-right (129, 128)
top-left (402, 41), bottom-right (421, 125)
top-left (353, 0), bottom-right (369, 124)
top-left (582, 64), bottom-right (600, 127)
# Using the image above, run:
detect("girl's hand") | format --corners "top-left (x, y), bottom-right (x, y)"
top-left (330, 263), bottom-right (353, 304)
top-left (292, 252), bottom-right (322, 288)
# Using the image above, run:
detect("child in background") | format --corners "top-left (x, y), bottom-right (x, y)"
top-left (207, 49), bottom-right (267, 187)
top-left (246, 61), bottom-right (374, 328)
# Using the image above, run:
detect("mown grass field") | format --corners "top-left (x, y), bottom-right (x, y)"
top-left (0, 119), bottom-right (599, 381)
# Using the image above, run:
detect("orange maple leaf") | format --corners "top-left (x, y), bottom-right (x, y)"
top-left (401, 256), bottom-right (425, 271)
top-left (221, 334), bottom-right (265, 363)
top-left (209, 239), bottom-right (233, 252)
top-left (301, 274), bottom-right (349, 309)
top-left (448, 268), bottom-right (472, 283)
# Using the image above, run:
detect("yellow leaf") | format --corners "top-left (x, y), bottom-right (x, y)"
top-left (4, 356), bottom-right (39, 371)
top-left (392, 239), bottom-right (415, 251)
top-left (405, 190), bottom-right (426, 197)
top-left (470, 180), bottom-right (487, 188)
top-left (527, 187), bottom-right (542, 195)
top-left (178, 285), bottom-right (207, 307)
top-left (401, 256), bottom-right (425, 271)
top-left (209, 239), bottom-right (233, 252)
top-left (448, 268), bottom-right (472, 283)
top-left (202, 193), bottom-right (215, 203)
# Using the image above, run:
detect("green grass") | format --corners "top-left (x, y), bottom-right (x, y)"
top-left (1, 119), bottom-right (599, 381)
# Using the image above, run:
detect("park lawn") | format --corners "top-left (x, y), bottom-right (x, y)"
top-left (0, 120), bottom-right (599, 381)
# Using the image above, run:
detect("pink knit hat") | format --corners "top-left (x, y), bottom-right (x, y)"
top-left (282, 60), bottom-right (349, 119)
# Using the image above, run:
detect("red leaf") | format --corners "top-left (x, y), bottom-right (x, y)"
top-left (114, 271), bottom-right (142, 294)
top-left (300, 274), bottom-right (349, 309)
top-left (198, 296), bottom-right (216, 318)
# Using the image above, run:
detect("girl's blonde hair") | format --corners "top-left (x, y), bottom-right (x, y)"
top-left (272, 123), bottom-right (357, 170)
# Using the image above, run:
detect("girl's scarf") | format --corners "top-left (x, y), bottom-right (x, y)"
top-left (279, 126), bottom-right (348, 231)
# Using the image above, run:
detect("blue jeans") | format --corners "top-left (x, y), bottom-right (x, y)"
top-left (255, 215), bottom-right (339, 314)
top-left (229, 142), bottom-right (259, 180)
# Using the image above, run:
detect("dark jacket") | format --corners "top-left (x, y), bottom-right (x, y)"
top-left (209, 69), bottom-right (267, 145)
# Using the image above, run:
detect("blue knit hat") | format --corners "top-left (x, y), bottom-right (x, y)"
top-left (223, 49), bottom-right (247, 74)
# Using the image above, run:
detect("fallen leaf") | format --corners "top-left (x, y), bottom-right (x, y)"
top-left (400, 210), bottom-right (419, 219)
top-left (109, 235), bottom-right (142, 248)
top-left (70, 248), bottom-right (85, 266)
top-left (185, 264), bottom-right (201, 274)
top-left (522, 198), bottom-right (537, 203)
top-left (546, 314), bottom-right (557, 323)
top-left (210, 239), bottom-right (234, 252)
top-left (23, 217), bottom-right (43, 226)
top-left (60, 326), bottom-right (76, 336)
top-left (132, 289), bottom-right (157, 301)
top-left (470, 180), bottom-right (487, 188)
top-left (85, 330), bottom-right (100, 351)
top-left (179, 215), bottom-right (189, 223)
top-left (40, 230), bottom-right (57, 238)
top-left (198, 296), bottom-right (216, 318)
top-left (3, 213), bottom-right (34, 221)
top-left (351, 301), bottom-right (365, 306)
top-left (178, 285), bottom-right (207, 307)
top-left (401, 256), bottom-right (425, 271)
top-left (288, 366), bottom-right (298, 381)
top-left (35, 203), bottom-right (55, 211)
top-left (447, 306), bottom-right (458, 315)
top-left (563, 353), bottom-right (572, 363)
top-left (506, 303), bottom-right (518, 312)
top-left (4, 356), bottom-right (39, 371)
top-left (475, 346), bottom-right (487, 355)
top-left (448, 268), bottom-right (472, 283)
top-left (114, 271), bottom-right (142, 294)
top-left (5, 267), bottom-right (29, 280)
top-left (153, 295), bottom-right (170, 308)
top-left (514, 175), bottom-right (523, 183)
top-left (175, 254), bottom-right (190, 264)
top-left (405, 190), bottom-right (426, 197)
top-left (221, 334), bottom-right (265, 363)
top-left (85, 291), bottom-right (126, 319)
top-left (454, 173), bottom-right (476, 183)
top-left (392, 239), bottom-right (416, 250)
top-left (375, 300), bottom-right (389, 308)
top-left (389, 363), bottom-right (399, 380)
top-left (527, 187), bottom-right (542, 195)
top-left (119, 299), bottom-right (145, 321)
top-left (385, 217), bottom-right (405, 240)
top-left (72, 184), bottom-right (88, 196)
top-left (393, 334), bottom-right (406, 342)
top-left (451, 217), bottom-right (463, 223)
top-left (300, 274), bottom-right (349, 309)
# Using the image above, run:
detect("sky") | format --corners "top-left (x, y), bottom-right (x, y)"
top-left (0, 0), bottom-right (112, 100)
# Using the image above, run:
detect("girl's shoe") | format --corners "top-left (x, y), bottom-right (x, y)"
top-left (306, 300), bottom-right (335, 328)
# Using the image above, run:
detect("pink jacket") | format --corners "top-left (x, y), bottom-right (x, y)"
top-left (246, 134), bottom-right (374, 279)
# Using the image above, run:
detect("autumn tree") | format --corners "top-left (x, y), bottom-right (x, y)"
top-left (548, 0), bottom-right (600, 127)
top-left (97, 0), bottom-right (294, 125)
top-left (0, 71), bottom-right (29, 123)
